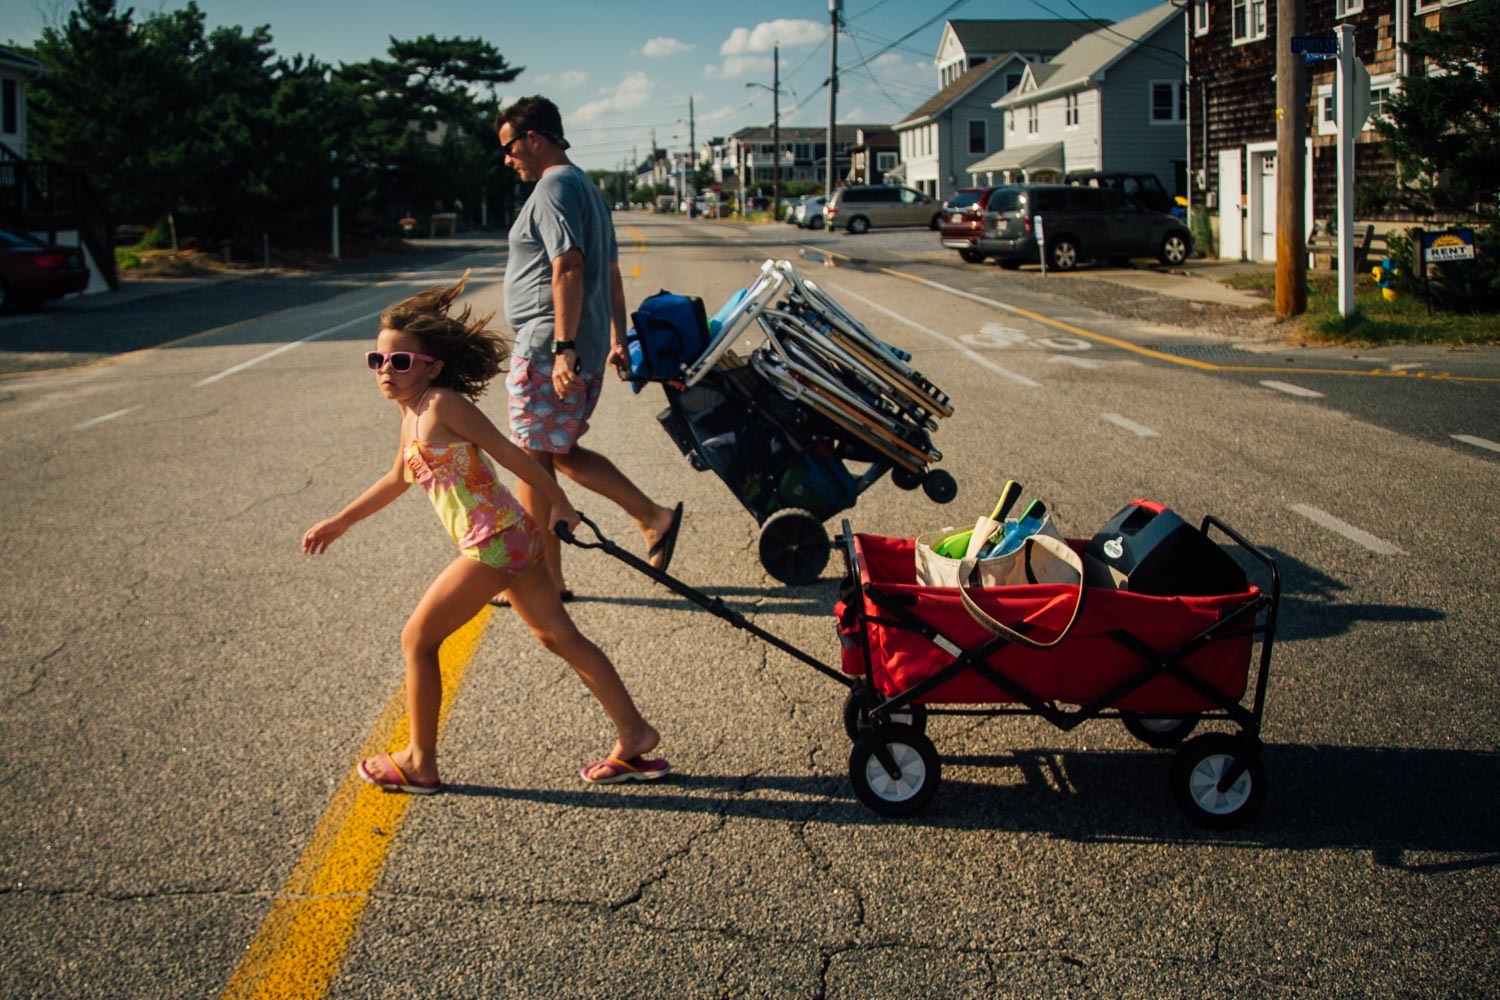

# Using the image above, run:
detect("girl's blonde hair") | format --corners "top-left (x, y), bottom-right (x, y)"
top-left (381, 271), bottom-right (509, 399)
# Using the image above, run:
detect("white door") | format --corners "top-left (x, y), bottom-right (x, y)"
top-left (1217, 149), bottom-right (1243, 261)
top-left (1258, 151), bottom-right (1278, 261)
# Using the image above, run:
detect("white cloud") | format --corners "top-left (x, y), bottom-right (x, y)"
top-left (702, 54), bottom-right (773, 80)
top-left (570, 70), bottom-right (656, 126)
top-left (720, 18), bottom-right (826, 56)
top-left (535, 69), bottom-right (590, 89)
top-left (642, 36), bottom-right (694, 58)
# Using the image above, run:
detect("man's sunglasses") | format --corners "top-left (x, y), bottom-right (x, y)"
top-left (501, 128), bottom-right (568, 157)
top-left (366, 351), bottom-right (435, 372)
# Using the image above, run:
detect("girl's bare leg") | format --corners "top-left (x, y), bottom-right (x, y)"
top-left (505, 563), bottom-right (661, 776)
top-left (390, 556), bottom-right (507, 784)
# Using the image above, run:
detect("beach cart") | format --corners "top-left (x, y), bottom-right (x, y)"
top-left (637, 259), bottom-right (958, 584)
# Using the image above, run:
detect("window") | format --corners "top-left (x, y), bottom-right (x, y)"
top-left (1316, 75), bottom-right (1395, 135)
top-left (1008, 110), bottom-right (1016, 132)
top-left (1193, 0), bottom-right (1210, 36)
top-left (1027, 106), bottom-right (1039, 134)
top-left (1232, 0), bottom-right (1267, 43)
top-left (968, 120), bottom-right (987, 154)
top-left (1006, 73), bottom-right (1022, 92)
top-left (1065, 94), bottom-right (1079, 127)
top-left (1151, 81), bottom-right (1186, 123)
top-left (1336, 0), bottom-right (1363, 15)
top-left (877, 151), bottom-right (898, 171)
top-left (2, 79), bottom-right (17, 135)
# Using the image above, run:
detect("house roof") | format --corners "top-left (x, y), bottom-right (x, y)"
top-left (0, 46), bottom-right (46, 78)
top-left (901, 19), bottom-right (1103, 131)
top-left (995, 2), bottom-right (1185, 109)
top-left (945, 19), bottom-right (1108, 59)
top-left (895, 59), bottom-right (1020, 130)
top-left (729, 124), bottom-right (883, 143)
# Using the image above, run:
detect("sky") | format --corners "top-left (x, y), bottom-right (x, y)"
top-left (7, 0), bottom-right (1162, 172)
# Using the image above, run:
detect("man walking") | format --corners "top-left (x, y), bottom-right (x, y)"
top-left (494, 96), bottom-right (682, 603)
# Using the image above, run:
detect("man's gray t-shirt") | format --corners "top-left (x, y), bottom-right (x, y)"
top-left (504, 165), bottom-right (618, 374)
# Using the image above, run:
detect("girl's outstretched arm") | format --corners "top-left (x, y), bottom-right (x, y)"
top-left (302, 449), bottom-right (410, 554)
top-left (433, 392), bottom-right (579, 532)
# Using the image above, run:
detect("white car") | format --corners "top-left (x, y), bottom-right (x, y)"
top-left (793, 195), bottom-right (826, 229)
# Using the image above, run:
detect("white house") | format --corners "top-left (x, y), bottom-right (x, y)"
top-left (0, 47), bottom-right (44, 159)
top-left (895, 19), bottom-right (1099, 202)
top-left (975, 2), bottom-right (1188, 194)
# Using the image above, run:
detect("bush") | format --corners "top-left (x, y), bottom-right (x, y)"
top-left (1189, 205), bottom-right (1215, 258)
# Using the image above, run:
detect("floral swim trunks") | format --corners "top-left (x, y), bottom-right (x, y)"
top-left (506, 357), bottom-right (605, 453)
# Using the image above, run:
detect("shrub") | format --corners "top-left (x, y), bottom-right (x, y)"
top-left (1387, 225), bottom-right (1500, 313)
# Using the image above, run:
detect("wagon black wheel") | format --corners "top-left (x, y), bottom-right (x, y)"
top-left (849, 723), bottom-right (940, 817)
top-left (1171, 733), bottom-right (1267, 829)
top-left (1049, 238), bottom-right (1079, 272)
top-left (890, 466), bottom-right (923, 491)
top-left (842, 689), bottom-right (928, 742)
top-left (958, 248), bottom-right (985, 264)
top-left (757, 508), bottom-right (830, 585)
top-left (922, 469), bottom-right (958, 504)
top-left (1122, 713), bottom-right (1198, 749)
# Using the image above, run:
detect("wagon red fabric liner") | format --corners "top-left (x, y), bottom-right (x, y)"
top-left (844, 533), bottom-right (1258, 713)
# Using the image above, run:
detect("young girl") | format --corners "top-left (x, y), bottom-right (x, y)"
top-left (302, 274), bottom-right (669, 792)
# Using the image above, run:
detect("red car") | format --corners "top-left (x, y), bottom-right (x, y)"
top-left (938, 187), bottom-right (1002, 263)
top-left (0, 228), bottom-right (90, 310)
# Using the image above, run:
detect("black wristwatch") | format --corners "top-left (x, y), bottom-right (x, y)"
top-left (553, 340), bottom-right (576, 355)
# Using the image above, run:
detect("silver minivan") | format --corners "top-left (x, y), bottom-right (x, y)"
top-left (825, 185), bottom-right (941, 234)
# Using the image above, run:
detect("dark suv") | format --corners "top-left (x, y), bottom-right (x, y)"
top-left (968, 184), bottom-right (1193, 271)
top-left (1064, 171), bottom-right (1173, 214)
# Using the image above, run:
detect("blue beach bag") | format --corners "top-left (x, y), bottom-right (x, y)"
top-left (626, 291), bottom-right (710, 391)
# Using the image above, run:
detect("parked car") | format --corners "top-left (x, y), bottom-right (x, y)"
top-left (963, 184), bottom-right (1193, 271)
top-left (939, 187), bottom-right (1004, 263)
top-left (0, 228), bottom-right (90, 310)
top-left (825, 184), bottom-right (941, 234)
top-left (794, 195), bottom-right (827, 229)
top-left (1064, 171), bottom-right (1173, 215)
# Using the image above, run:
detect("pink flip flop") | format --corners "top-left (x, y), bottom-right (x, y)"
top-left (580, 755), bottom-right (673, 785)
top-left (357, 753), bottom-right (443, 795)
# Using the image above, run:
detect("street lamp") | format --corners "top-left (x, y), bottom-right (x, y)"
top-left (746, 44), bottom-right (782, 217)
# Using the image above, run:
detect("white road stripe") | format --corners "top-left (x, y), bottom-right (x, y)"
top-left (823, 282), bottom-right (1042, 388)
top-left (73, 406), bottom-right (142, 430)
top-left (192, 309), bottom-right (384, 387)
top-left (1051, 355), bottom-right (1102, 368)
top-left (1291, 504), bottom-right (1404, 555)
top-left (1452, 434), bottom-right (1500, 454)
top-left (1261, 379), bottom-right (1324, 398)
top-left (1101, 412), bottom-right (1159, 437)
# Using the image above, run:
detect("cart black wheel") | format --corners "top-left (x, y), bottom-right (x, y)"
top-left (849, 724), bottom-right (940, 817)
top-left (758, 508), bottom-right (830, 585)
top-left (1122, 713), bottom-right (1198, 748)
top-left (1171, 733), bottom-right (1267, 829)
top-left (890, 466), bottom-right (923, 491)
top-left (922, 469), bottom-right (958, 504)
top-left (842, 689), bottom-right (928, 742)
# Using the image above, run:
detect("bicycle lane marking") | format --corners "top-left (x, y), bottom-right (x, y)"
top-left (878, 268), bottom-right (1500, 384)
top-left (219, 608), bottom-right (492, 1000)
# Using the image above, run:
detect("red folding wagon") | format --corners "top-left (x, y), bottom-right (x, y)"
top-left (835, 517), bottom-right (1279, 827)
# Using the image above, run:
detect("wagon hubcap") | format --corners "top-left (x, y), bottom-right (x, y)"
top-left (865, 742), bottom-right (925, 801)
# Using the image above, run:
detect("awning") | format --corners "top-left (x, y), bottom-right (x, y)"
top-left (966, 142), bottom-right (1065, 177)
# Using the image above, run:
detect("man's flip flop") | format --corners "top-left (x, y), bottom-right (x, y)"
top-left (580, 755), bottom-right (673, 785)
top-left (358, 753), bottom-right (443, 795)
top-left (648, 502), bottom-right (684, 574)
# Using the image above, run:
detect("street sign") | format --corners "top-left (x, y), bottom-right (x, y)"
top-left (1291, 35), bottom-right (1338, 54)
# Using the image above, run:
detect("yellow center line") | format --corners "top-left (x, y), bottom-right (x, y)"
top-left (624, 225), bottom-right (646, 278)
top-left (219, 608), bottom-right (492, 1000)
top-left (875, 265), bottom-right (1500, 384)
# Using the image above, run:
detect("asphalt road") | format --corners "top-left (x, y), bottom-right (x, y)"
top-left (1, 217), bottom-right (1497, 998)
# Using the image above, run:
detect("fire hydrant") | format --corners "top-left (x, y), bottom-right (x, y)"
top-left (1372, 257), bottom-right (1399, 301)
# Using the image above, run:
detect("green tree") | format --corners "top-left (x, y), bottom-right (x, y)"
top-left (1377, 0), bottom-right (1500, 214)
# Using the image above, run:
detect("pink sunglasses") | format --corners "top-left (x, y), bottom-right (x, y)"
top-left (365, 351), bottom-right (435, 373)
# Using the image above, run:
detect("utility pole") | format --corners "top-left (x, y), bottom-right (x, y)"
top-left (772, 46), bottom-right (780, 216)
top-left (688, 94), bottom-right (696, 215)
top-left (1274, 0), bottom-right (1307, 319)
top-left (826, 0), bottom-right (842, 197)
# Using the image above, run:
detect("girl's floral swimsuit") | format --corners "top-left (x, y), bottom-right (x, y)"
top-left (404, 428), bottom-right (542, 573)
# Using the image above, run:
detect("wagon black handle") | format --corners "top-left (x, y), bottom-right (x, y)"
top-left (556, 512), bottom-right (606, 549)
